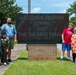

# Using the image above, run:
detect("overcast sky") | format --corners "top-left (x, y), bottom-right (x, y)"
top-left (15, 0), bottom-right (75, 15)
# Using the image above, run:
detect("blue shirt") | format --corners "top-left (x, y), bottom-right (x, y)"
top-left (1, 23), bottom-right (17, 38)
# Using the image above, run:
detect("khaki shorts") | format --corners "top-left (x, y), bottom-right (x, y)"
top-left (8, 38), bottom-right (14, 49)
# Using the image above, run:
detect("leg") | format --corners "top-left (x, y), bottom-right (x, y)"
top-left (3, 48), bottom-right (9, 65)
top-left (1, 47), bottom-right (3, 63)
top-left (72, 53), bottom-right (75, 63)
top-left (4, 48), bottom-right (7, 63)
top-left (67, 44), bottom-right (71, 60)
top-left (5, 50), bottom-right (9, 64)
top-left (7, 39), bottom-right (14, 62)
top-left (2, 49), bottom-right (5, 63)
top-left (7, 49), bottom-right (12, 62)
top-left (67, 51), bottom-right (70, 60)
top-left (60, 43), bottom-right (66, 60)
top-left (0, 49), bottom-right (3, 63)
top-left (7, 49), bottom-right (11, 59)
top-left (75, 53), bottom-right (76, 63)
top-left (61, 50), bottom-right (65, 59)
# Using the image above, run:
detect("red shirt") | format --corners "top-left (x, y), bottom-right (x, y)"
top-left (62, 28), bottom-right (73, 45)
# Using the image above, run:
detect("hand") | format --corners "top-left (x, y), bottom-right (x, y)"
top-left (62, 40), bottom-right (64, 43)
top-left (6, 37), bottom-right (9, 40)
top-left (6, 49), bottom-right (8, 52)
top-left (14, 39), bottom-right (17, 43)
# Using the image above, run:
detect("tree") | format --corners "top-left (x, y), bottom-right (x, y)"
top-left (70, 17), bottom-right (76, 26)
top-left (0, 0), bottom-right (23, 25)
top-left (66, 1), bottom-right (76, 17)
top-left (66, 1), bottom-right (76, 26)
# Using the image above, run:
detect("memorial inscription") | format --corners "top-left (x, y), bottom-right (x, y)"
top-left (16, 14), bottom-right (69, 44)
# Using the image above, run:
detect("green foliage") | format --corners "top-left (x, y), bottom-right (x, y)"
top-left (66, 1), bottom-right (76, 17)
top-left (0, 0), bottom-right (23, 25)
top-left (66, 1), bottom-right (76, 26)
top-left (70, 17), bottom-right (76, 26)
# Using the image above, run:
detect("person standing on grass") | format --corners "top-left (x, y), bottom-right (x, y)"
top-left (1, 30), bottom-right (9, 65)
top-left (60, 23), bottom-right (74, 61)
top-left (1, 18), bottom-right (17, 62)
top-left (71, 27), bottom-right (76, 63)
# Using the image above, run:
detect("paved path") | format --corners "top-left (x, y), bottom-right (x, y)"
top-left (0, 44), bottom-right (25, 75)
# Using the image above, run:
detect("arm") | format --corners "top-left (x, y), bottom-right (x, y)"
top-left (13, 25), bottom-right (17, 43)
top-left (14, 34), bottom-right (17, 43)
top-left (62, 34), bottom-right (64, 43)
top-left (62, 29), bottom-right (66, 43)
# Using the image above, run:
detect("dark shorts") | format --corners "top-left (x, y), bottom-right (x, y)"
top-left (8, 38), bottom-right (14, 49)
top-left (62, 43), bottom-right (71, 51)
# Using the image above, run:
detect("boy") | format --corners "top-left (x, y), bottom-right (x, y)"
top-left (1, 29), bottom-right (9, 65)
top-left (60, 23), bottom-right (74, 61)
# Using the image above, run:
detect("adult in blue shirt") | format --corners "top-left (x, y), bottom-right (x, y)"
top-left (1, 18), bottom-right (17, 62)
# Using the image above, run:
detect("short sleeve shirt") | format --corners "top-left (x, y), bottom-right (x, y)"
top-left (1, 23), bottom-right (17, 38)
top-left (62, 28), bottom-right (73, 45)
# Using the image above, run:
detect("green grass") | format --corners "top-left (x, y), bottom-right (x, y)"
top-left (3, 50), bottom-right (76, 75)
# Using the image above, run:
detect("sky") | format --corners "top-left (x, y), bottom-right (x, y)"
top-left (15, 0), bottom-right (75, 16)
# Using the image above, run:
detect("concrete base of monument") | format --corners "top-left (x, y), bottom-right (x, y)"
top-left (28, 44), bottom-right (57, 60)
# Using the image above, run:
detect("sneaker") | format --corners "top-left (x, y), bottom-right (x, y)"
top-left (6, 61), bottom-right (9, 64)
top-left (4, 62), bottom-right (7, 65)
top-left (8, 59), bottom-right (12, 62)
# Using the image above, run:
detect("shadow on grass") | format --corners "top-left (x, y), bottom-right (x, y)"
top-left (57, 57), bottom-right (60, 60)
top-left (11, 58), bottom-right (28, 62)
top-left (17, 57), bottom-right (28, 60)
top-left (57, 57), bottom-right (70, 61)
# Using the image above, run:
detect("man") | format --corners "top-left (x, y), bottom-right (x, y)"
top-left (60, 23), bottom-right (73, 61)
top-left (1, 18), bottom-right (17, 62)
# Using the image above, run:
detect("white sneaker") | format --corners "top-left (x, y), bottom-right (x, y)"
top-left (4, 62), bottom-right (7, 65)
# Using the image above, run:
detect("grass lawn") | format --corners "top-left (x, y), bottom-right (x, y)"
top-left (3, 50), bottom-right (76, 75)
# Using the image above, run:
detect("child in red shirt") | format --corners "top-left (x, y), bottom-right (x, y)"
top-left (60, 23), bottom-right (73, 61)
